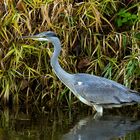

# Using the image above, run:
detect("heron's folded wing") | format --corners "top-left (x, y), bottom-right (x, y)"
top-left (74, 81), bottom-right (132, 105)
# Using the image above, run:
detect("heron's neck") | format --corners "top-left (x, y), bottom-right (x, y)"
top-left (50, 38), bottom-right (73, 85)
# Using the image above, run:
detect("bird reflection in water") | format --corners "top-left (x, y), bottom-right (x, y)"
top-left (62, 115), bottom-right (140, 140)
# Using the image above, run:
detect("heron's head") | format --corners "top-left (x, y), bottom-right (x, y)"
top-left (21, 31), bottom-right (57, 42)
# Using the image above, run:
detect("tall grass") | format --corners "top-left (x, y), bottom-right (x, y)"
top-left (0, 0), bottom-right (139, 109)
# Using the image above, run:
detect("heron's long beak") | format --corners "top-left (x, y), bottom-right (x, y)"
top-left (21, 34), bottom-right (48, 41)
top-left (21, 35), bottom-right (40, 40)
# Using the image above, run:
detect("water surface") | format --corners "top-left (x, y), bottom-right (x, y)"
top-left (0, 108), bottom-right (140, 140)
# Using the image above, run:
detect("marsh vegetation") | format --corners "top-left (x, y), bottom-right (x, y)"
top-left (0, 0), bottom-right (139, 111)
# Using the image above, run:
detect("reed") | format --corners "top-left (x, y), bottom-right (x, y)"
top-left (0, 0), bottom-right (139, 109)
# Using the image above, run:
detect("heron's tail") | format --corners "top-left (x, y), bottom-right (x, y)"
top-left (130, 92), bottom-right (140, 103)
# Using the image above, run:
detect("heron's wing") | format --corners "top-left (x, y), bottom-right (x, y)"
top-left (73, 74), bottom-right (132, 105)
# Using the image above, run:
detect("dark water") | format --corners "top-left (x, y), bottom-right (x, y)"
top-left (0, 108), bottom-right (140, 140)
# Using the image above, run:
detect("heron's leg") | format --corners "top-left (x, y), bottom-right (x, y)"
top-left (93, 112), bottom-right (102, 119)
top-left (94, 105), bottom-right (103, 116)
top-left (92, 105), bottom-right (103, 119)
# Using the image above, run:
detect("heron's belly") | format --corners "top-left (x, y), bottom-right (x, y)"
top-left (67, 84), bottom-right (92, 106)
top-left (76, 94), bottom-right (92, 106)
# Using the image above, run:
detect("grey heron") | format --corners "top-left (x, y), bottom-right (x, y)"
top-left (22, 31), bottom-right (140, 115)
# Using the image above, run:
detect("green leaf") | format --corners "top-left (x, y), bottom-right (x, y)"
top-left (117, 18), bottom-right (122, 27)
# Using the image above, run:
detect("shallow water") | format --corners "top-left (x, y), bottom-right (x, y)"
top-left (0, 108), bottom-right (140, 140)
